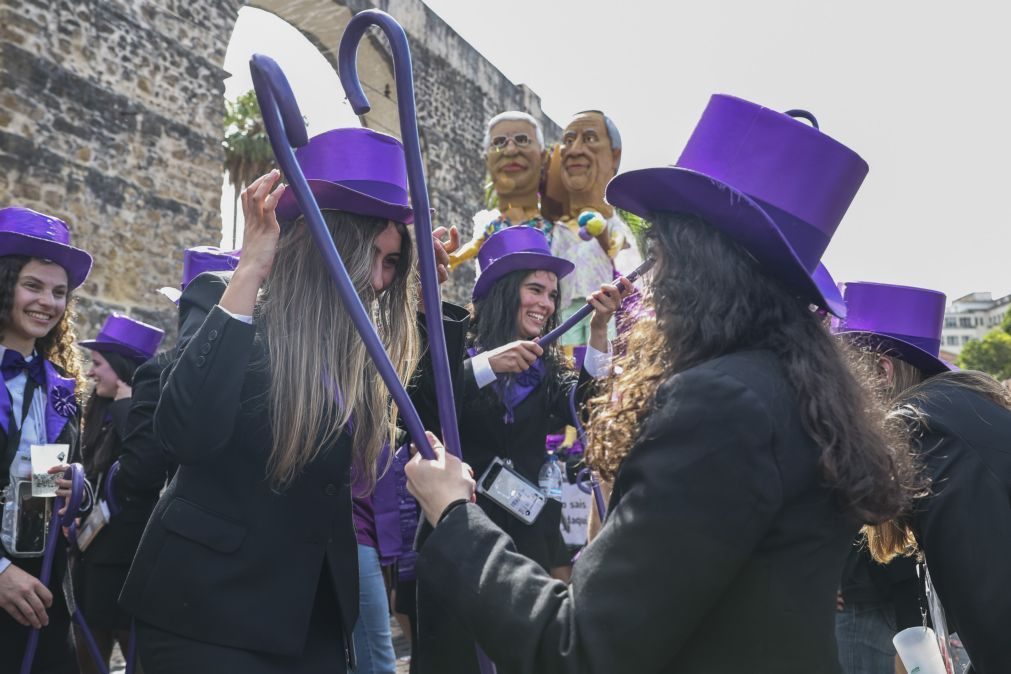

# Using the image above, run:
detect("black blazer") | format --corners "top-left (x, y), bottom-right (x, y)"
top-left (120, 301), bottom-right (359, 665)
top-left (416, 350), bottom-right (856, 674)
top-left (107, 271), bottom-right (231, 564)
top-left (906, 377), bottom-right (1011, 674)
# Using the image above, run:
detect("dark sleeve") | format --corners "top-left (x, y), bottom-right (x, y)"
top-left (914, 425), bottom-right (1011, 671)
top-left (107, 398), bottom-right (132, 442)
top-left (154, 305), bottom-right (256, 465)
top-left (408, 302), bottom-right (469, 437)
top-left (416, 366), bottom-right (781, 673)
top-left (114, 354), bottom-right (176, 494)
top-left (177, 271), bottom-right (231, 351)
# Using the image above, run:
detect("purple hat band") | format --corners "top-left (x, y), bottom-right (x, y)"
top-left (182, 246), bottom-right (240, 290)
top-left (837, 281), bottom-right (951, 374)
top-left (275, 127), bottom-right (414, 224)
top-left (473, 227), bottom-right (574, 300)
top-left (0, 206), bottom-right (93, 289)
top-left (79, 313), bottom-right (165, 362)
top-left (678, 95), bottom-right (868, 270)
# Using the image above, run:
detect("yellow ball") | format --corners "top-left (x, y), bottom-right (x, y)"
top-left (579, 210), bottom-right (606, 236)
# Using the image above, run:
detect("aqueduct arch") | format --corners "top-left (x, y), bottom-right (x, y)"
top-left (0, 0), bottom-right (557, 338)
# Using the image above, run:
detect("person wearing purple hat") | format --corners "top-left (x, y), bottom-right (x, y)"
top-left (71, 314), bottom-right (163, 673)
top-left (841, 282), bottom-right (1011, 674)
top-left (157, 246), bottom-right (240, 304)
top-left (408, 226), bottom-right (627, 673)
top-left (120, 127), bottom-right (464, 674)
top-left (0, 206), bottom-right (93, 673)
top-left (461, 225), bottom-right (625, 572)
top-left (404, 95), bottom-right (916, 674)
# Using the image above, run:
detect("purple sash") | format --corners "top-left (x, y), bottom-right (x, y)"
top-left (468, 346), bottom-right (545, 424)
top-left (0, 359), bottom-right (76, 441)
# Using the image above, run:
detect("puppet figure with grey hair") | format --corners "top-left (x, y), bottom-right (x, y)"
top-left (546, 110), bottom-right (641, 348)
top-left (448, 111), bottom-right (555, 269)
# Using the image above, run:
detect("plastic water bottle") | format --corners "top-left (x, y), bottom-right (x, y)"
top-left (538, 452), bottom-right (564, 501)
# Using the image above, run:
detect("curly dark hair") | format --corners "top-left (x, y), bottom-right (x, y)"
top-left (586, 212), bottom-right (918, 525)
top-left (467, 268), bottom-right (568, 411)
top-left (0, 255), bottom-right (84, 387)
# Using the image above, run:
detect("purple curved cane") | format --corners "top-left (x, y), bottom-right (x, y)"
top-left (539, 256), bottom-right (656, 348)
top-left (249, 53), bottom-right (437, 461)
top-left (21, 463), bottom-right (86, 674)
top-left (570, 388), bottom-right (606, 521)
top-left (337, 10), bottom-right (462, 461)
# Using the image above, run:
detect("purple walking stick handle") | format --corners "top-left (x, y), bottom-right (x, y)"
top-left (249, 53), bottom-right (437, 461)
top-left (21, 463), bottom-right (86, 674)
top-left (105, 460), bottom-right (122, 517)
top-left (337, 10), bottom-right (463, 461)
top-left (538, 256), bottom-right (655, 348)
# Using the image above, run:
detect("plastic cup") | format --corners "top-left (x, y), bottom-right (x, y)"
top-left (893, 626), bottom-right (949, 674)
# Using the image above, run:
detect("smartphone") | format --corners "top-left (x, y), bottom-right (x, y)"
top-left (477, 458), bottom-right (547, 525)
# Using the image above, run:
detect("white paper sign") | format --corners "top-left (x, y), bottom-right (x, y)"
top-left (559, 482), bottom-right (592, 547)
top-left (30, 444), bottom-right (69, 497)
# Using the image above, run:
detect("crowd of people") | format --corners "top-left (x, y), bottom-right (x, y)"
top-left (1, 85), bottom-right (1008, 674)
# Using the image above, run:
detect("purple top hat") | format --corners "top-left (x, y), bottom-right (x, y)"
top-left (79, 313), bottom-right (165, 362)
top-left (159, 246), bottom-right (240, 302)
top-left (473, 227), bottom-right (574, 300)
top-left (606, 94), bottom-right (869, 317)
top-left (836, 281), bottom-right (953, 375)
top-left (0, 206), bottom-right (93, 289)
top-left (276, 127), bottom-right (413, 225)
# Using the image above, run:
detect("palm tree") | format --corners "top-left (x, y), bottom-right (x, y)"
top-left (223, 90), bottom-right (275, 247)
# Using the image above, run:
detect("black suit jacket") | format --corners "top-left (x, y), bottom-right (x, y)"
top-left (906, 377), bottom-right (1011, 674)
top-left (416, 350), bottom-right (856, 674)
top-left (106, 271), bottom-right (231, 565)
top-left (120, 298), bottom-right (359, 665)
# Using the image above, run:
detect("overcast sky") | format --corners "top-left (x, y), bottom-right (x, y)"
top-left (223, 1), bottom-right (1011, 304)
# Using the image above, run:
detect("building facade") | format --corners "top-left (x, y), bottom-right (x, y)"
top-left (941, 291), bottom-right (1011, 356)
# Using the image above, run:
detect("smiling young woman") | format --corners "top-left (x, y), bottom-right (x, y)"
top-left (0, 205), bottom-right (93, 674)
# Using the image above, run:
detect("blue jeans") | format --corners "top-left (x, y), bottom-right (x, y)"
top-left (835, 603), bottom-right (897, 674)
top-left (352, 544), bottom-right (396, 674)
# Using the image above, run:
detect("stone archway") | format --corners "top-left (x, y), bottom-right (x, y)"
top-left (0, 0), bottom-right (557, 338)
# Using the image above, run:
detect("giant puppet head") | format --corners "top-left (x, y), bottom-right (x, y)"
top-left (558, 111), bottom-right (622, 218)
top-left (484, 111), bottom-right (547, 223)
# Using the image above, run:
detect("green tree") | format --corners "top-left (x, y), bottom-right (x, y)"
top-left (957, 328), bottom-right (1011, 380)
top-left (223, 90), bottom-right (275, 246)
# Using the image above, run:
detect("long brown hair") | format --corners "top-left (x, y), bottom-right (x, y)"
top-left (586, 212), bottom-right (916, 524)
top-left (257, 211), bottom-right (419, 490)
top-left (862, 359), bottom-right (1011, 561)
top-left (0, 255), bottom-right (84, 388)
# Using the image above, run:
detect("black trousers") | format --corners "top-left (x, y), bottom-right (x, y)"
top-left (136, 571), bottom-right (346, 674)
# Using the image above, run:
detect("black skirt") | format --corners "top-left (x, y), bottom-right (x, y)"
top-left (136, 570), bottom-right (346, 674)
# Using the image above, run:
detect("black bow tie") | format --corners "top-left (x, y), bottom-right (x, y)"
top-left (1, 350), bottom-right (45, 386)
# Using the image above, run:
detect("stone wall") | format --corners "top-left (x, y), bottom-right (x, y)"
top-left (0, 0), bottom-right (557, 346)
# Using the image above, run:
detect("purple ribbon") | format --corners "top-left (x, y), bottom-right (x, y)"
top-left (468, 347), bottom-right (544, 424)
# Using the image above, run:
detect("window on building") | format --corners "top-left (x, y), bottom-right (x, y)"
top-left (962, 335), bottom-right (972, 344)
top-left (959, 317), bottom-right (973, 328)
top-left (944, 318), bottom-right (957, 328)
top-left (946, 336), bottom-right (959, 346)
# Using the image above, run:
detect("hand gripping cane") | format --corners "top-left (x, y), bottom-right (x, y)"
top-left (20, 463), bottom-right (86, 674)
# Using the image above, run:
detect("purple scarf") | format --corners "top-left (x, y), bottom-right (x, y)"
top-left (468, 346), bottom-right (545, 424)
